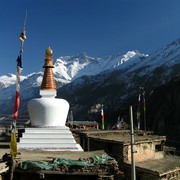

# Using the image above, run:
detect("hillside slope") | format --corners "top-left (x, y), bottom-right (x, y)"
top-left (147, 76), bottom-right (180, 150)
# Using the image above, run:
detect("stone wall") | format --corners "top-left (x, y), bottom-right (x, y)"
top-left (127, 141), bottom-right (164, 162)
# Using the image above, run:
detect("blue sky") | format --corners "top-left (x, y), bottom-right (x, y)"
top-left (1, 0), bottom-right (180, 75)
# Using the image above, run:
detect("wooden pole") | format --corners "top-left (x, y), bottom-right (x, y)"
top-left (143, 90), bottom-right (146, 132)
top-left (130, 106), bottom-right (136, 180)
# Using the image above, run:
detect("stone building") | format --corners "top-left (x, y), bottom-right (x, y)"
top-left (77, 130), bottom-right (180, 179)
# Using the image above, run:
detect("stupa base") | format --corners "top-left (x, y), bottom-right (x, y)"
top-left (18, 127), bottom-right (83, 152)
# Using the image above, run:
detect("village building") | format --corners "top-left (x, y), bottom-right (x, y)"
top-left (76, 130), bottom-right (180, 179)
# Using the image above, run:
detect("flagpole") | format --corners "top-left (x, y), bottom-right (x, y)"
top-left (137, 92), bottom-right (141, 130)
top-left (130, 106), bottom-right (136, 180)
top-left (143, 89), bottom-right (146, 132)
top-left (14, 12), bottom-right (27, 122)
top-left (20, 9), bottom-right (27, 53)
top-left (10, 12), bottom-right (27, 161)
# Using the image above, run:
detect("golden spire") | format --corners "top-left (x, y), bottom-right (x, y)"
top-left (41, 47), bottom-right (56, 90)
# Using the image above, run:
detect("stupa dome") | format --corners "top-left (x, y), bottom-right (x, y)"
top-left (28, 47), bottom-right (69, 127)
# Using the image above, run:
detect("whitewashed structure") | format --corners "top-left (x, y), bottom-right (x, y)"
top-left (18, 47), bottom-right (83, 151)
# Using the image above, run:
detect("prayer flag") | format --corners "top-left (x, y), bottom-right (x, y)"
top-left (10, 123), bottom-right (17, 159)
top-left (137, 94), bottom-right (141, 130)
top-left (101, 105), bottom-right (104, 130)
top-left (14, 54), bottom-right (23, 121)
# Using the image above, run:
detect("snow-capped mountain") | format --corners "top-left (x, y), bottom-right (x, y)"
top-left (125, 39), bottom-right (180, 76)
top-left (55, 38), bottom-right (180, 122)
top-left (0, 50), bottom-right (146, 89)
top-left (0, 73), bottom-right (26, 89)
top-left (0, 38), bottom-right (180, 118)
top-left (53, 51), bottom-right (147, 83)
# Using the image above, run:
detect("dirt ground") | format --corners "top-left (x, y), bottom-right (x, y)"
top-left (0, 141), bottom-right (106, 162)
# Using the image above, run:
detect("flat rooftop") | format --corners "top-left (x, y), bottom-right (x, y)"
top-left (78, 130), bottom-right (166, 145)
top-left (127, 155), bottom-right (180, 176)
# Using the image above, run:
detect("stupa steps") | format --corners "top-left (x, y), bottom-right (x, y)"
top-left (21, 133), bottom-right (73, 138)
top-left (18, 143), bottom-right (83, 151)
top-left (24, 127), bottom-right (70, 133)
top-left (19, 138), bottom-right (76, 143)
top-left (18, 127), bottom-right (84, 151)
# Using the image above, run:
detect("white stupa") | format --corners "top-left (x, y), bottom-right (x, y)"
top-left (18, 47), bottom-right (83, 151)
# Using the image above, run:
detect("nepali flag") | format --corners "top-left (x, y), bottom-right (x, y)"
top-left (101, 104), bottom-right (104, 130)
top-left (14, 54), bottom-right (23, 121)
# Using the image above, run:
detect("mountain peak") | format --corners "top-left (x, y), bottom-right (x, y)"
top-left (80, 52), bottom-right (88, 57)
top-left (73, 52), bottom-right (88, 59)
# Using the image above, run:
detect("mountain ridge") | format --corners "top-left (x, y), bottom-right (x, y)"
top-left (0, 38), bottom-right (180, 124)
top-left (0, 50), bottom-right (147, 89)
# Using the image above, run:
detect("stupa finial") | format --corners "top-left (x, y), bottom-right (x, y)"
top-left (41, 47), bottom-right (56, 91)
top-left (45, 47), bottom-right (53, 58)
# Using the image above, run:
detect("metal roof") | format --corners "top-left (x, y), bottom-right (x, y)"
top-left (67, 121), bottom-right (99, 125)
